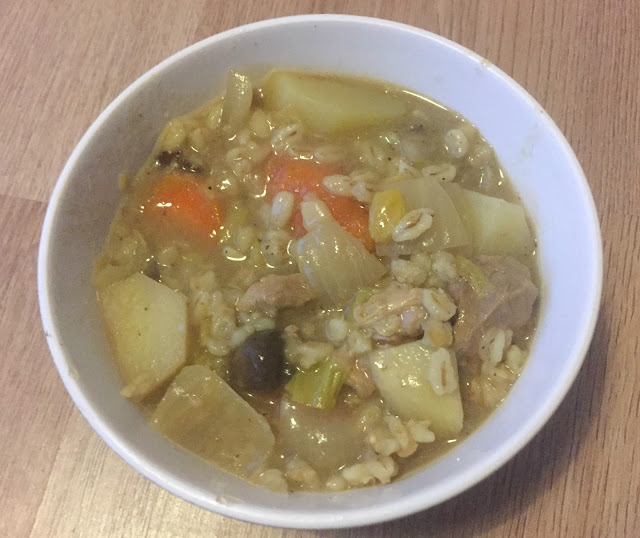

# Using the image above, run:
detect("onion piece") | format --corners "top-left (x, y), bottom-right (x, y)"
top-left (297, 206), bottom-right (387, 305)
top-left (221, 70), bottom-right (253, 133)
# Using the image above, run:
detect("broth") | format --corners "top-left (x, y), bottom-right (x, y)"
top-left (93, 69), bottom-right (539, 492)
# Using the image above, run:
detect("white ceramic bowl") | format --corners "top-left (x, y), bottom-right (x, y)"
top-left (38, 15), bottom-right (602, 529)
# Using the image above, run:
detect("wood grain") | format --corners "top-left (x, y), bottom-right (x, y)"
top-left (1, 0), bottom-right (638, 536)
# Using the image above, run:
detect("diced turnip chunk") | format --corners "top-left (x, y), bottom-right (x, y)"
top-left (279, 398), bottom-right (368, 473)
top-left (152, 365), bottom-right (275, 476)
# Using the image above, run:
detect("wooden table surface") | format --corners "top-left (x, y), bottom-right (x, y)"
top-left (2, 1), bottom-right (638, 536)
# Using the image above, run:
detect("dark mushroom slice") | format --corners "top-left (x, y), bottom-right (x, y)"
top-left (230, 329), bottom-right (286, 392)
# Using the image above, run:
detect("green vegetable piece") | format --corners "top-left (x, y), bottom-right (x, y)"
top-left (456, 256), bottom-right (496, 297)
top-left (218, 203), bottom-right (248, 244)
top-left (285, 359), bottom-right (348, 410)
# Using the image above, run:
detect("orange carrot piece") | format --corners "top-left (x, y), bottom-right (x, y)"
top-left (290, 207), bottom-right (306, 239)
top-left (144, 172), bottom-right (224, 249)
top-left (265, 157), bottom-right (374, 251)
top-left (324, 196), bottom-right (374, 252)
top-left (266, 156), bottom-right (337, 200)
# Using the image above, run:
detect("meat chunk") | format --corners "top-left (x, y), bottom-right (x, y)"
top-left (353, 283), bottom-right (427, 343)
top-left (345, 357), bottom-right (377, 399)
top-left (449, 256), bottom-right (538, 354)
top-left (354, 284), bottom-right (423, 324)
top-left (237, 273), bottom-right (316, 312)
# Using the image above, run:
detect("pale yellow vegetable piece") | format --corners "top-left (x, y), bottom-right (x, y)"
top-left (91, 225), bottom-right (150, 289)
top-left (279, 398), bottom-right (368, 473)
top-left (297, 207), bottom-right (387, 305)
top-left (261, 70), bottom-right (408, 132)
top-left (444, 184), bottom-right (534, 257)
top-left (151, 365), bottom-right (275, 476)
top-left (221, 70), bottom-right (253, 132)
top-left (98, 273), bottom-right (187, 400)
top-left (377, 177), bottom-right (469, 254)
top-left (369, 341), bottom-right (463, 437)
top-left (369, 189), bottom-right (406, 244)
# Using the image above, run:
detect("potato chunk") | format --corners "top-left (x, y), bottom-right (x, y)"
top-left (98, 272), bottom-right (187, 399)
top-left (151, 365), bottom-right (275, 476)
top-left (262, 70), bottom-right (407, 132)
top-left (369, 342), bottom-right (463, 437)
top-left (444, 184), bottom-right (534, 257)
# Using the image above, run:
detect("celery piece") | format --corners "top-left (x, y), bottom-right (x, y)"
top-left (218, 203), bottom-right (248, 244)
top-left (285, 359), bottom-right (348, 410)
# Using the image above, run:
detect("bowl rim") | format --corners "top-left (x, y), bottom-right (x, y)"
top-left (38, 13), bottom-right (603, 529)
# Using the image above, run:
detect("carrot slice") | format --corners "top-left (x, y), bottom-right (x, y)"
top-left (143, 172), bottom-right (224, 249)
top-left (324, 196), bottom-right (374, 252)
top-left (266, 157), bottom-right (374, 251)
top-left (266, 156), bottom-right (337, 200)
top-left (290, 207), bottom-right (306, 239)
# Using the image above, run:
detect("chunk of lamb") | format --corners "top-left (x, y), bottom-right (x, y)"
top-left (237, 273), bottom-right (316, 313)
top-left (353, 283), bottom-right (427, 343)
top-left (449, 255), bottom-right (538, 354)
top-left (345, 357), bottom-right (377, 398)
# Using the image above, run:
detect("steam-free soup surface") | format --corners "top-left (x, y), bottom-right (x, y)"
top-left (93, 69), bottom-right (539, 492)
